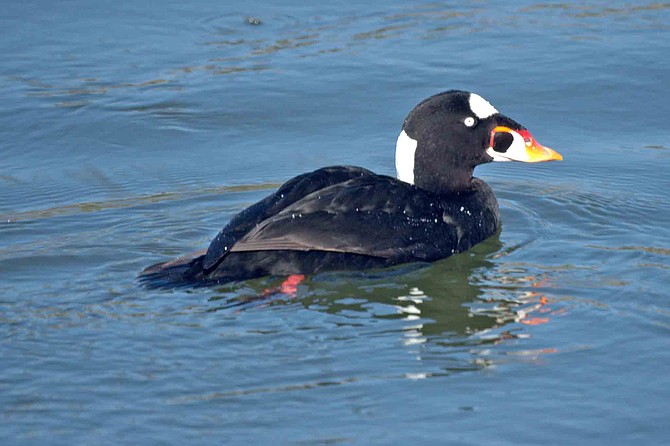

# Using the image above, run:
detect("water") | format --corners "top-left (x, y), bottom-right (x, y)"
top-left (2, 1), bottom-right (669, 444)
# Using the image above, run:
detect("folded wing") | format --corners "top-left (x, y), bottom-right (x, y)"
top-left (229, 176), bottom-right (460, 264)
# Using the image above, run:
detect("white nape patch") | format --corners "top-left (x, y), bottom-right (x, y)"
top-left (469, 93), bottom-right (498, 119)
top-left (486, 129), bottom-right (527, 162)
top-left (395, 130), bottom-right (418, 184)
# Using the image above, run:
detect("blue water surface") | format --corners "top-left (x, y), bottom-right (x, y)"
top-left (2, 1), bottom-right (669, 444)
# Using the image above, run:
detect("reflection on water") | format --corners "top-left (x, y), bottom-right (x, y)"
top-left (0, 182), bottom-right (280, 223)
top-left (207, 234), bottom-right (564, 377)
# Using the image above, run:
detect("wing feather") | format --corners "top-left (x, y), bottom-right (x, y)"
top-left (202, 166), bottom-right (377, 270)
top-left (230, 179), bottom-right (459, 262)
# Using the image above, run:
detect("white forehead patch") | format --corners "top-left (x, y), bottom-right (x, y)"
top-left (469, 93), bottom-right (498, 119)
top-left (395, 130), bottom-right (418, 184)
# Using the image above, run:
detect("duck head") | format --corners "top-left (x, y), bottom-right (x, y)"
top-left (396, 90), bottom-right (562, 195)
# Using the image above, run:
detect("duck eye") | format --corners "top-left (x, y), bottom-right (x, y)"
top-left (464, 117), bottom-right (476, 127)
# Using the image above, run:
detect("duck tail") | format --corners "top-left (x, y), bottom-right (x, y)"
top-left (138, 250), bottom-right (206, 289)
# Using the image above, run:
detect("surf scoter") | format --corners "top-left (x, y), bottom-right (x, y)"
top-left (141, 90), bottom-right (562, 287)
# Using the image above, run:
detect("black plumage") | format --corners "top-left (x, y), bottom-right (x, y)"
top-left (140, 90), bottom-right (561, 287)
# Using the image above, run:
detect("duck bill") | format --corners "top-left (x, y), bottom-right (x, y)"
top-left (487, 126), bottom-right (563, 162)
